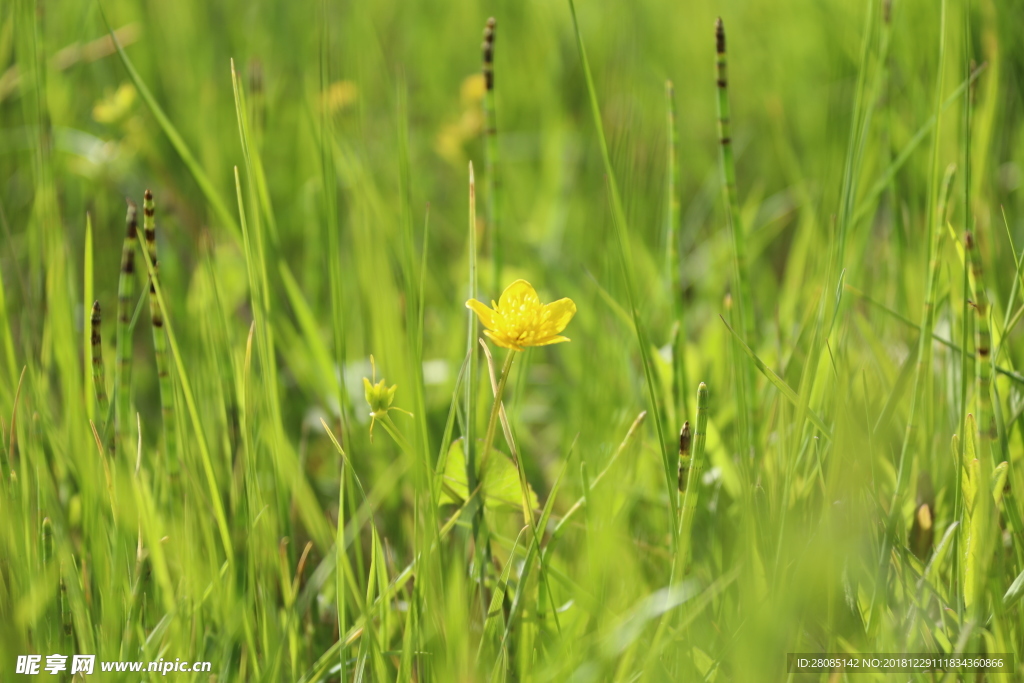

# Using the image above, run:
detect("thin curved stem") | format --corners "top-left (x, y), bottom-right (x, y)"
top-left (479, 348), bottom-right (516, 481)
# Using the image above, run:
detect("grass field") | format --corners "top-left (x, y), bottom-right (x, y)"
top-left (3, 0), bottom-right (1024, 680)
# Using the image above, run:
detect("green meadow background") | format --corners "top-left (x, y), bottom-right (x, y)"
top-left (3, 0), bottom-right (1024, 680)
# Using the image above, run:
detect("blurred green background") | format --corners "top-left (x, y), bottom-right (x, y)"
top-left (3, 0), bottom-right (1024, 680)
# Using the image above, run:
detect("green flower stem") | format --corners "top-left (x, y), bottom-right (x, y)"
top-left (477, 352), bottom-right (516, 507)
top-left (488, 345), bottom-right (536, 529)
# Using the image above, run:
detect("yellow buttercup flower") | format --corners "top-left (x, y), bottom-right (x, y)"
top-left (466, 279), bottom-right (577, 351)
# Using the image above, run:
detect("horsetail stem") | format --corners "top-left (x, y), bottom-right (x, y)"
top-left (143, 190), bottom-right (178, 473)
top-left (90, 301), bottom-right (110, 430)
top-left (715, 18), bottom-right (754, 460)
top-left (59, 564), bottom-right (72, 647)
top-left (676, 421), bottom-right (690, 527)
top-left (114, 200), bottom-right (139, 455)
top-left (966, 231), bottom-right (996, 457)
top-left (677, 422), bottom-right (690, 494)
top-left (40, 518), bottom-right (58, 647)
top-left (715, 18), bottom-right (754, 341)
top-left (666, 81), bottom-right (690, 423)
top-left (676, 383), bottom-right (709, 571)
top-left (482, 17), bottom-right (502, 290)
top-left (41, 515), bottom-right (54, 567)
top-left (41, 516), bottom-right (55, 642)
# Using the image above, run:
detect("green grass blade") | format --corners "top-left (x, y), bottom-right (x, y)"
top-left (966, 231), bottom-right (995, 461)
top-left (101, 10), bottom-right (240, 243)
top-left (317, 11), bottom-right (351, 437)
top-left (851, 62), bottom-right (986, 227)
top-left (137, 223), bottom-right (233, 564)
top-left (83, 213), bottom-right (94, 422)
top-left (566, 0), bottom-right (675, 524)
top-left (666, 80), bottom-right (690, 425)
top-left (719, 315), bottom-right (832, 440)
top-left (0, 244), bottom-right (14, 393)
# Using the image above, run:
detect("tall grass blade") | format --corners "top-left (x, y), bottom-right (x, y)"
top-left (101, 11), bottom-right (240, 242)
top-left (566, 0), bottom-right (676, 523)
top-left (666, 80), bottom-right (690, 424)
top-left (720, 315), bottom-right (832, 440)
top-left (83, 213), bottom-right (94, 421)
top-left (966, 231), bottom-right (995, 461)
top-left (137, 227), bottom-right (233, 563)
top-left (318, 6), bottom-right (351, 434)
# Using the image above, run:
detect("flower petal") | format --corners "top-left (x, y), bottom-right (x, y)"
top-left (498, 279), bottom-right (539, 311)
top-left (532, 335), bottom-right (571, 347)
top-left (466, 298), bottom-right (498, 329)
top-left (483, 329), bottom-right (523, 351)
top-left (540, 297), bottom-right (576, 335)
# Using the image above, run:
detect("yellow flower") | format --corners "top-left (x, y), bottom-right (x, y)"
top-left (92, 82), bottom-right (137, 124)
top-left (323, 80), bottom-right (359, 114)
top-left (466, 279), bottom-right (577, 351)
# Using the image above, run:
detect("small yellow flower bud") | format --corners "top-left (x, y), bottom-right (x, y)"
top-left (362, 355), bottom-right (412, 442)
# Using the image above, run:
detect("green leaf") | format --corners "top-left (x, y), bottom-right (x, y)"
top-left (992, 461), bottom-right (1009, 505)
top-left (692, 646), bottom-right (716, 681)
top-left (1004, 567), bottom-right (1024, 608)
top-left (482, 527), bottom-right (527, 654)
top-left (439, 438), bottom-right (539, 512)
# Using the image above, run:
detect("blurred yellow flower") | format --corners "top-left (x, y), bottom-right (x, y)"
top-left (435, 74), bottom-right (487, 165)
top-left (323, 80), bottom-right (358, 114)
top-left (92, 83), bottom-right (137, 124)
top-left (467, 280), bottom-right (576, 351)
top-left (460, 73), bottom-right (486, 106)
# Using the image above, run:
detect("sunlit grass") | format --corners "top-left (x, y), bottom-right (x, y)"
top-left (2, 0), bottom-right (1024, 681)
